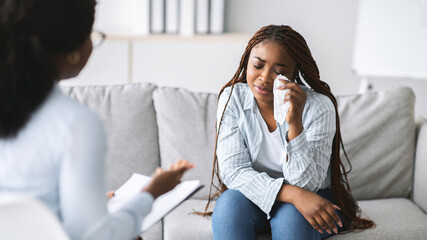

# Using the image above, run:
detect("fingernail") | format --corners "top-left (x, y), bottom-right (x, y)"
top-left (327, 229), bottom-right (331, 234)
top-left (318, 230), bottom-right (323, 234)
top-left (338, 221), bottom-right (343, 228)
top-left (334, 228), bottom-right (338, 234)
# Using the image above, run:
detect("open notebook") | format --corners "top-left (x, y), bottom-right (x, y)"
top-left (107, 173), bottom-right (203, 232)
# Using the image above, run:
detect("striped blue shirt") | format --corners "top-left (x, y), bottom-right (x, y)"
top-left (216, 83), bottom-right (336, 218)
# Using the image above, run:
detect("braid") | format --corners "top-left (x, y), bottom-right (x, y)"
top-left (203, 24), bottom-right (375, 231)
top-left (269, 26), bottom-right (374, 231)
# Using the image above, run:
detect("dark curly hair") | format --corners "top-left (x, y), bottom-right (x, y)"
top-left (0, 0), bottom-right (96, 138)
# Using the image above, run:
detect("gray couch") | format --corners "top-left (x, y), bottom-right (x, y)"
top-left (60, 83), bottom-right (427, 239)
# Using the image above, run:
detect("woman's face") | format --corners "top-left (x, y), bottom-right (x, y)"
top-left (246, 40), bottom-right (297, 107)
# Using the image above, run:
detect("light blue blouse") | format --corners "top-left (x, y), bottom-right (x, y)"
top-left (216, 83), bottom-right (336, 218)
top-left (0, 84), bottom-right (153, 240)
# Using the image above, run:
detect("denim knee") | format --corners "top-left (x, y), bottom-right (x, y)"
top-left (212, 189), bottom-right (266, 240)
top-left (212, 189), bottom-right (252, 224)
top-left (270, 202), bottom-right (319, 240)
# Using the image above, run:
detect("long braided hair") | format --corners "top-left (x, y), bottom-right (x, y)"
top-left (203, 25), bottom-right (375, 231)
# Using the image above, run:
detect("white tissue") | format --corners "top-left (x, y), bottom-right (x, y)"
top-left (273, 75), bottom-right (290, 125)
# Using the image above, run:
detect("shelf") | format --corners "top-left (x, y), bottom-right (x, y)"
top-left (105, 33), bottom-right (251, 42)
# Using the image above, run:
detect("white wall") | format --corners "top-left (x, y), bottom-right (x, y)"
top-left (63, 0), bottom-right (427, 117)
top-left (224, 0), bottom-right (427, 118)
top-left (61, 40), bottom-right (130, 86)
top-left (61, 35), bottom-right (249, 94)
top-left (131, 36), bottom-right (248, 94)
top-left (67, 0), bottom-right (361, 95)
top-left (225, 0), bottom-right (360, 95)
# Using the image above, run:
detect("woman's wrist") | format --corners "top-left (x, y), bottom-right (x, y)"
top-left (142, 185), bottom-right (160, 199)
top-left (276, 184), bottom-right (302, 204)
top-left (287, 121), bottom-right (303, 141)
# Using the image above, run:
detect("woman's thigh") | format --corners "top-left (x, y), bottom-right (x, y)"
top-left (212, 189), bottom-right (269, 240)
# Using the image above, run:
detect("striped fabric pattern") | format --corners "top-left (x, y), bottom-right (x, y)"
top-left (216, 83), bottom-right (336, 218)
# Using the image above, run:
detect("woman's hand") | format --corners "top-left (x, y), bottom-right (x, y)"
top-left (277, 184), bottom-right (342, 234)
top-left (277, 80), bottom-right (307, 140)
top-left (168, 159), bottom-right (195, 171)
top-left (292, 188), bottom-right (343, 234)
top-left (143, 159), bottom-right (195, 199)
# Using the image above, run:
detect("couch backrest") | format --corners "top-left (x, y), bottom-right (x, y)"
top-left (154, 85), bottom-right (416, 200)
top-left (61, 83), bottom-right (160, 191)
top-left (153, 87), bottom-right (218, 199)
top-left (62, 83), bottom-right (416, 201)
top-left (337, 87), bottom-right (415, 200)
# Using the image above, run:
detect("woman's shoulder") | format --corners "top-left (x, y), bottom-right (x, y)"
top-left (7, 86), bottom-right (105, 160)
top-left (219, 83), bottom-right (250, 104)
top-left (217, 83), bottom-right (251, 118)
top-left (37, 86), bottom-right (104, 137)
top-left (302, 85), bottom-right (335, 114)
top-left (221, 83), bottom-right (249, 96)
top-left (218, 83), bottom-right (251, 112)
top-left (53, 88), bottom-right (100, 122)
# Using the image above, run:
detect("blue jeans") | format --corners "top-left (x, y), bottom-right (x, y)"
top-left (212, 188), bottom-right (349, 240)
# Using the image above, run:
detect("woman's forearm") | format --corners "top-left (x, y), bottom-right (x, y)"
top-left (275, 183), bottom-right (302, 204)
top-left (287, 121), bottom-right (304, 141)
top-left (275, 183), bottom-right (343, 234)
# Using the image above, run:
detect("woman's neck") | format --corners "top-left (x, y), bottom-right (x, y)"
top-left (256, 101), bottom-right (277, 132)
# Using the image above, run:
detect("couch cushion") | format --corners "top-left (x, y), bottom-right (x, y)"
top-left (330, 198), bottom-right (427, 239)
top-left (163, 199), bottom-right (272, 240)
top-left (153, 87), bottom-right (218, 199)
top-left (60, 83), bottom-right (160, 191)
top-left (337, 87), bottom-right (415, 200)
top-left (163, 200), bottom-right (213, 240)
top-left (164, 198), bottom-right (427, 240)
top-left (140, 221), bottom-right (162, 240)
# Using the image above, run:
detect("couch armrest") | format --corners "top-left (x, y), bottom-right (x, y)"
top-left (414, 117), bottom-right (427, 213)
